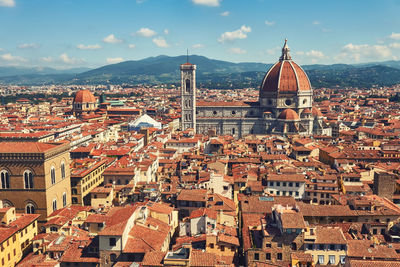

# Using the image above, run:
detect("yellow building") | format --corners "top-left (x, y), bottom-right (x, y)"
top-left (0, 204), bottom-right (40, 266)
top-left (0, 142), bottom-right (71, 225)
top-left (304, 226), bottom-right (347, 266)
top-left (70, 158), bottom-right (107, 205)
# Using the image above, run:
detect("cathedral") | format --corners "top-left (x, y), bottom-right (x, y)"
top-left (180, 39), bottom-right (331, 138)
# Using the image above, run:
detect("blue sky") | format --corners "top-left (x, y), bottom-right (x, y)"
top-left (1, 0), bottom-right (400, 69)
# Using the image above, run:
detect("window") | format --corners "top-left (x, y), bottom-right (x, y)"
top-left (277, 243), bottom-right (282, 248)
top-left (109, 238), bottom-right (116, 246)
top-left (185, 79), bottom-right (190, 93)
top-left (24, 170), bottom-right (34, 189)
top-left (63, 192), bottom-right (67, 207)
top-left (340, 244), bottom-right (346, 250)
top-left (213, 110), bottom-right (217, 115)
top-left (231, 110), bottom-right (236, 115)
top-left (289, 182), bottom-right (293, 187)
top-left (276, 182), bottom-right (280, 186)
top-left (318, 244), bottom-right (325, 250)
top-left (269, 181), bottom-right (274, 186)
top-left (266, 243), bottom-right (271, 248)
top-left (0, 170), bottom-right (10, 189)
top-left (318, 255), bottom-right (324, 264)
top-left (61, 162), bottom-right (66, 179)
top-left (295, 182), bottom-right (300, 187)
top-left (285, 99), bottom-right (292, 106)
top-left (110, 253), bottom-right (117, 262)
top-left (340, 255), bottom-right (346, 264)
top-left (232, 128), bottom-right (235, 135)
top-left (26, 203), bottom-right (35, 214)
top-left (51, 166), bottom-right (56, 185)
top-left (295, 192), bottom-right (299, 196)
top-left (282, 182), bottom-right (287, 187)
top-left (254, 253), bottom-right (259, 261)
top-left (266, 253), bottom-right (271, 260)
top-left (307, 244), bottom-right (313, 250)
top-left (52, 199), bottom-right (57, 212)
top-left (329, 255), bottom-right (335, 264)
top-left (209, 243), bottom-right (214, 249)
top-left (50, 226), bottom-right (58, 232)
top-left (329, 244), bottom-right (335, 250)
top-left (277, 253), bottom-right (282, 260)
top-left (221, 245), bottom-right (225, 251)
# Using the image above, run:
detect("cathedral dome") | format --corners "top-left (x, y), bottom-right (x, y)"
top-left (260, 39), bottom-right (311, 94)
top-left (312, 107), bottom-right (323, 117)
top-left (278, 108), bottom-right (300, 120)
top-left (73, 90), bottom-right (96, 104)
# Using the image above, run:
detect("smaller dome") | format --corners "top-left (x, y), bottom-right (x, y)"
top-left (278, 109), bottom-right (300, 120)
top-left (312, 107), bottom-right (323, 117)
top-left (302, 108), bottom-right (311, 114)
top-left (74, 90), bottom-right (96, 103)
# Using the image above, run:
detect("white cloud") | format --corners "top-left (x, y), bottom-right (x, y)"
top-left (128, 44), bottom-right (136, 49)
top-left (220, 11), bottom-right (230, 16)
top-left (77, 44), bottom-right (102, 50)
top-left (313, 21), bottom-right (321, 25)
top-left (389, 43), bottom-right (400, 49)
top-left (192, 0), bottom-right (220, 7)
top-left (136, 0), bottom-right (147, 3)
top-left (266, 46), bottom-right (280, 55)
top-left (103, 34), bottom-right (123, 44)
top-left (218, 25), bottom-right (251, 43)
top-left (390, 32), bottom-right (400, 40)
top-left (152, 37), bottom-right (169, 48)
top-left (59, 53), bottom-right (84, 64)
top-left (305, 50), bottom-right (325, 59)
top-left (229, 47), bottom-right (246, 54)
top-left (265, 20), bottom-right (275, 26)
top-left (164, 29), bottom-right (169, 35)
top-left (0, 53), bottom-right (26, 62)
top-left (335, 43), bottom-right (392, 62)
top-left (136, 27), bottom-right (157, 37)
top-left (18, 43), bottom-right (38, 49)
top-left (41, 57), bottom-right (53, 63)
top-left (0, 0), bottom-right (15, 7)
top-left (106, 57), bottom-right (124, 64)
top-left (192, 44), bottom-right (204, 49)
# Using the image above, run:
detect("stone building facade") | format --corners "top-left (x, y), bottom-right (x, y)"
top-left (0, 142), bottom-right (71, 225)
top-left (180, 39), bottom-right (331, 138)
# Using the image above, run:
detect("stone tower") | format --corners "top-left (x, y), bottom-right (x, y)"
top-left (180, 62), bottom-right (197, 132)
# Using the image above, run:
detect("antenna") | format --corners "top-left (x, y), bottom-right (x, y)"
top-left (186, 49), bottom-right (189, 63)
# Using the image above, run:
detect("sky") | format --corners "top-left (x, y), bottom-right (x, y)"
top-left (1, 0), bottom-right (400, 69)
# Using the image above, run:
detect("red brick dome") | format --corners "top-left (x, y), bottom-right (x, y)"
top-left (73, 90), bottom-right (96, 103)
top-left (260, 40), bottom-right (311, 94)
top-left (302, 108), bottom-right (312, 114)
top-left (278, 108), bottom-right (300, 120)
top-left (312, 107), bottom-right (323, 117)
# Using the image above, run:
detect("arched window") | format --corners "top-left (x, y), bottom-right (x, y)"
top-left (232, 128), bottom-right (236, 135)
top-left (0, 170), bottom-right (10, 189)
top-left (51, 166), bottom-right (56, 185)
top-left (63, 192), bottom-right (67, 207)
top-left (26, 203), bottom-right (35, 214)
top-left (24, 170), bottom-right (34, 189)
top-left (52, 199), bottom-right (57, 212)
top-left (185, 79), bottom-right (190, 93)
top-left (61, 161), bottom-right (66, 179)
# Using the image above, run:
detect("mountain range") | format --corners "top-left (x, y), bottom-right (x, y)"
top-left (1, 55), bottom-right (400, 88)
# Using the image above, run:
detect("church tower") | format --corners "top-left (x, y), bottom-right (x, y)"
top-left (180, 62), bottom-right (197, 132)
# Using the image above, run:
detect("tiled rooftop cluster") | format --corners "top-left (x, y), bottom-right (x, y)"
top-left (1, 83), bottom-right (400, 266)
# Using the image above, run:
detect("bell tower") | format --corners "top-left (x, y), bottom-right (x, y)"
top-left (180, 61), bottom-right (197, 132)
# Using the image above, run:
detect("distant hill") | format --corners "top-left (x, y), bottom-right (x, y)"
top-left (1, 55), bottom-right (400, 88)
